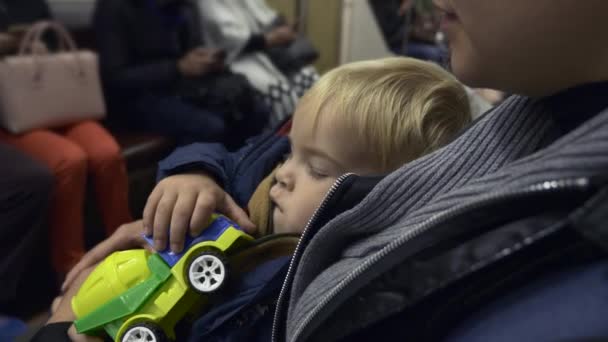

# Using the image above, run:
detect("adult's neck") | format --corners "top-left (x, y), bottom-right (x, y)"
top-left (523, 50), bottom-right (608, 98)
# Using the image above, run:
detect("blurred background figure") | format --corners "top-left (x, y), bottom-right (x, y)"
top-left (0, 0), bottom-right (132, 277)
top-left (400, 0), bottom-right (446, 64)
top-left (0, 0), bottom-right (52, 54)
top-left (0, 145), bottom-right (54, 323)
top-left (369, 0), bottom-right (504, 107)
top-left (370, 0), bottom-right (446, 64)
top-left (195, 0), bottom-right (319, 127)
top-left (94, 0), bottom-right (268, 148)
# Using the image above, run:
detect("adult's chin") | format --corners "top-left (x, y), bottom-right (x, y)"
top-left (449, 45), bottom-right (490, 89)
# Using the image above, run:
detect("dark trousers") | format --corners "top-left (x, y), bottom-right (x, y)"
top-left (121, 94), bottom-right (268, 149)
top-left (0, 144), bottom-right (55, 317)
top-left (127, 94), bottom-right (227, 145)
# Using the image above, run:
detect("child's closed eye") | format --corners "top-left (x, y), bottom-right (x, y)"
top-left (307, 163), bottom-right (329, 179)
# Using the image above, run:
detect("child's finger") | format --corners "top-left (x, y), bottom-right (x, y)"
top-left (169, 192), bottom-right (197, 253)
top-left (152, 192), bottom-right (178, 251)
top-left (143, 187), bottom-right (163, 236)
top-left (220, 193), bottom-right (256, 233)
top-left (189, 193), bottom-right (216, 238)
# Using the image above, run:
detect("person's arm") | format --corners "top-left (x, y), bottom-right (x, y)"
top-left (242, 33), bottom-right (267, 54)
top-left (242, 25), bottom-right (297, 54)
top-left (147, 123), bottom-right (290, 253)
top-left (32, 265), bottom-right (104, 342)
top-left (60, 126), bottom-right (291, 300)
top-left (93, 0), bottom-right (180, 91)
top-left (157, 128), bottom-right (289, 207)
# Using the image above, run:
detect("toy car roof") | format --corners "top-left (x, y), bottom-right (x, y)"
top-left (143, 214), bottom-right (244, 267)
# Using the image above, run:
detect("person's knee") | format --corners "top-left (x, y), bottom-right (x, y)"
top-left (87, 138), bottom-right (124, 172)
top-left (52, 144), bottom-right (88, 180)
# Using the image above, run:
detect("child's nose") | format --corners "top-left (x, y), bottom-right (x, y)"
top-left (275, 164), bottom-right (295, 191)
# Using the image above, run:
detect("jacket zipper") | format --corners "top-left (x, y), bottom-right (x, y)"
top-left (288, 177), bottom-right (592, 342)
top-left (271, 173), bottom-right (355, 342)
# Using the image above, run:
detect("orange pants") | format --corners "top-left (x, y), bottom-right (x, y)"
top-left (0, 121), bottom-right (132, 273)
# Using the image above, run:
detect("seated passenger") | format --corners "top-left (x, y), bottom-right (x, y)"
top-left (0, 0), bottom-right (132, 276)
top-left (39, 57), bottom-right (471, 341)
top-left (370, 0), bottom-right (447, 64)
top-left (195, 0), bottom-right (320, 127)
top-left (94, 0), bottom-right (268, 147)
top-left (0, 144), bottom-right (53, 318)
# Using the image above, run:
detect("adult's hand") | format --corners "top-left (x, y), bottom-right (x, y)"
top-left (61, 220), bottom-right (150, 293)
top-left (265, 25), bottom-right (297, 48)
top-left (177, 47), bottom-right (224, 77)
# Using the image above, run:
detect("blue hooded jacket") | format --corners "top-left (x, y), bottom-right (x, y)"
top-left (157, 122), bottom-right (292, 341)
top-left (157, 121), bottom-right (291, 207)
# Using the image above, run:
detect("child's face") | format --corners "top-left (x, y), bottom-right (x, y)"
top-left (269, 102), bottom-right (380, 234)
top-left (435, 0), bottom-right (604, 96)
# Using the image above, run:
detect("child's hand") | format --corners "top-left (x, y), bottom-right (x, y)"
top-left (143, 172), bottom-right (255, 254)
top-left (61, 220), bottom-right (150, 293)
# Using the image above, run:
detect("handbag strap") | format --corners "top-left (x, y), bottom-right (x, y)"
top-left (17, 21), bottom-right (49, 55)
top-left (32, 21), bottom-right (78, 53)
top-left (16, 21), bottom-right (88, 79)
top-left (19, 20), bottom-right (78, 54)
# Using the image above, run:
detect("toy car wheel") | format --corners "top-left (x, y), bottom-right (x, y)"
top-left (187, 250), bottom-right (228, 293)
top-left (121, 322), bottom-right (167, 342)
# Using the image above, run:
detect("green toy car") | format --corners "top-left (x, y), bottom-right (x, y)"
top-left (71, 214), bottom-right (254, 341)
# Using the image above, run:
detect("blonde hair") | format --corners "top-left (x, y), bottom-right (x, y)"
top-left (303, 57), bottom-right (471, 173)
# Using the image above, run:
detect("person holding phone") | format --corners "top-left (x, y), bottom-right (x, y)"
top-left (194, 0), bottom-right (320, 128)
top-left (94, 0), bottom-right (267, 147)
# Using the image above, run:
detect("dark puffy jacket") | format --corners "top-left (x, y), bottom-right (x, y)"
top-left (158, 122), bottom-right (291, 341)
top-left (93, 0), bottom-right (198, 97)
top-left (157, 121), bottom-right (291, 206)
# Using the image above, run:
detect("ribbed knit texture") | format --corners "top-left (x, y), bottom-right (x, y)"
top-left (283, 94), bottom-right (608, 341)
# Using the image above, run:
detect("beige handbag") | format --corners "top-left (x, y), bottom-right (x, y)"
top-left (0, 21), bottom-right (106, 134)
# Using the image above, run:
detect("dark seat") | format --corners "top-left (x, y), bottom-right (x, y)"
top-left (114, 130), bottom-right (175, 172)
top-left (83, 127), bottom-right (176, 248)
top-left (116, 130), bottom-right (174, 229)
